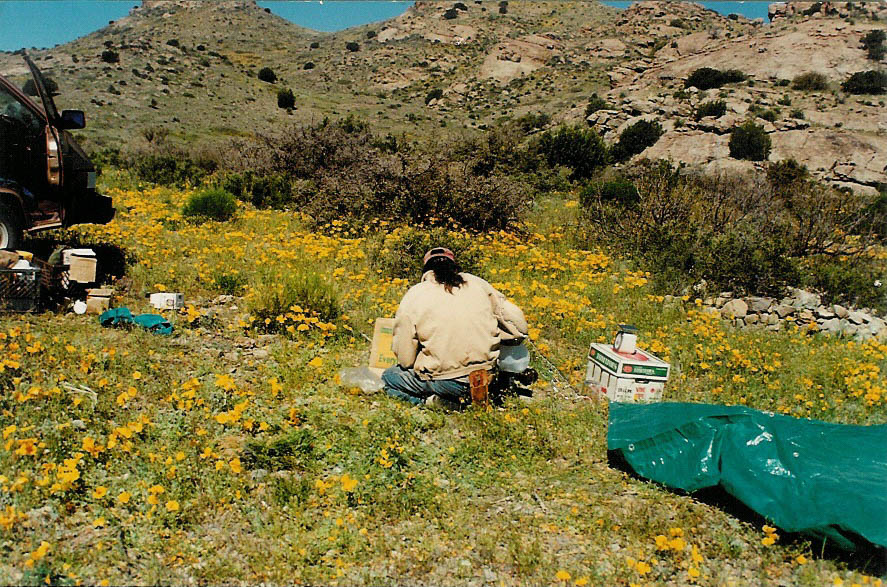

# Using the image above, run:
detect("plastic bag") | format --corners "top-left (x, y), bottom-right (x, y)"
top-left (339, 367), bottom-right (384, 393)
top-left (608, 402), bottom-right (887, 551)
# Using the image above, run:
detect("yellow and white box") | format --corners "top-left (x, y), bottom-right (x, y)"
top-left (585, 343), bottom-right (670, 403)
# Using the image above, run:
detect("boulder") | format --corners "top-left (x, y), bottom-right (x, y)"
top-left (847, 311), bottom-right (867, 325)
top-left (868, 317), bottom-right (886, 338)
top-left (721, 299), bottom-right (748, 319)
top-left (789, 288), bottom-right (821, 310)
top-left (820, 318), bottom-right (846, 335)
top-left (815, 306), bottom-right (835, 320)
top-left (746, 296), bottom-right (773, 313)
top-left (833, 304), bottom-right (849, 319)
top-left (745, 313), bottom-right (760, 325)
top-left (774, 304), bottom-right (796, 318)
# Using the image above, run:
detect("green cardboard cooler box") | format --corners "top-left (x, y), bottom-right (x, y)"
top-left (585, 343), bottom-right (670, 403)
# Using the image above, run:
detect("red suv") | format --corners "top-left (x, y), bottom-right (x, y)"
top-left (0, 55), bottom-right (113, 249)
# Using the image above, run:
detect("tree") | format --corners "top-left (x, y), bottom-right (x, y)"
top-left (277, 88), bottom-right (295, 109)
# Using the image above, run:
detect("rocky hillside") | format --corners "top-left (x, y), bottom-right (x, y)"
top-left (0, 0), bottom-right (884, 191)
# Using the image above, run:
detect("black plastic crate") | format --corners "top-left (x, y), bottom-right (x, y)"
top-left (0, 267), bottom-right (42, 312)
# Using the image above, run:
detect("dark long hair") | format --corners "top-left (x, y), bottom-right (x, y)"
top-left (424, 256), bottom-right (465, 294)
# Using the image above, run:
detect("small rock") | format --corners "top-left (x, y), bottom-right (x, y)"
top-left (746, 296), bottom-right (773, 313)
top-left (251, 349), bottom-right (270, 360)
top-left (250, 469), bottom-right (269, 481)
top-left (847, 311), bottom-right (867, 325)
top-left (868, 317), bottom-right (886, 337)
top-left (789, 288), bottom-right (821, 310)
top-left (820, 318), bottom-right (845, 335)
top-left (71, 419), bottom-right (86, 430)
top-left (719, 291), bottom-right (734, 299)
top-left (721, 299), bottom-right (748, 319)
top-left (833, 304), bottom-right (849, 319)
top-left (798, 310), bottom-right (814, 322)
top-left (745, 313), bottom-right (760, 325)
top-left (815, 306), bottom-right (835, 319)
top-left (766, 324), bottom-right (781, 332)
top-left (663, 294), bottom-right (674, 303)
top-left (715, 297), bottom-right (730, 308)
top-left (258, 334), bottom-right (277, 343)
top-left (774, 304), bottom-right (795, 318)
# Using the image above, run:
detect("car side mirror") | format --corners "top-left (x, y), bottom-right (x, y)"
top-left (59, 110), bottom-right (85, 130)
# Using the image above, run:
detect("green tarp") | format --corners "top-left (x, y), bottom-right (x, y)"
top-left (607, 402), bottom-right (887, 551)
top-left (99, 307), bottom-right (173, 335)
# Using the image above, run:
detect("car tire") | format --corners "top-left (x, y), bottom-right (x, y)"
top-left (0, 201), bottom-right (24, 250)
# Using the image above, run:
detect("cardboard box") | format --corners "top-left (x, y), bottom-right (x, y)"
top-left (68, 255), bottom-right (97, 283)
top-left (368, 317), bottom-right (397, 375)
top-left (150, 292), bottom-right (184, 310)
top-left (585, 342), bottom-right (670, 403)
top-left (85, 288), bottom-right (112, 315)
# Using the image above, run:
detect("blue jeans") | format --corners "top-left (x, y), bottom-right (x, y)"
top-left (381, 365), bottom-right (470, 406)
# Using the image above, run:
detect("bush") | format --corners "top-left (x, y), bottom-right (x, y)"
top-left (611, 120), bottom-right (664, 163)
top-left (21, 76), bottom-right (58, 96)
top-left (221, 171), bottom-right (293, 209)
top-left (728, 121), bottom-right (771, 161)
top-left (755, 108), bottom-right (779, 122)
top-left (345, 41), bottom-right (360, 52)
top-left (802, 257), bottom-right (887, 313)
top-left (861, 29), bottom-right (885, 60)
top-left (369, 226), bottom-right (483, 280)
top-left (100, 49), bottom-right (119, 63)
top-left (585, 93), bottom-right (610, 117)
top-left (685, 67), bottom-right (746, 90)
top-left (132, 150), bottom-right (218, 187)
top-left (694, 99), bottom-right (727, 120)
top-left (580, 161), bottom-right (884, 302)
top-left (225, 119), bottom-right (529, 231)
top-left (841, 70), bottom-right (887, 94)
top-left (248, 269), bottom-right (342, 332)
top-left (425, 88), bottom-right (444, 105)
top-left (443, 8), bottom-right (458, 19)
top-left (790, 108), bottom-right (805, 119)
top-left (258, 67), bottom-right (277, 83)
top-left (212, 271), bottom-right (247, 296)
top-left (277, 88), bottom-right (295, 109)
top-left (303, 62), bottom-right (315, 70)
top-left (533, 124), bottom-right (609, 180)
top-left (310, 41), bottom-right (320, 49)
top-left (514, 112), bottom-right (550, 133)
top-left (366, 30), bottom-right (377, 39)
top-left (182, 188), bottom-right (237, 222)
top-left (579, 179), bottom-right (640, 209)
top-left (792, 72), bottom-right (829, 91)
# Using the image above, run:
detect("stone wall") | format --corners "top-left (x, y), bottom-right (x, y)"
top-left (693, 288), bottom-right (886, 341)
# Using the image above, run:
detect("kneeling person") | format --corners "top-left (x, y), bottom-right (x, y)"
top-left (382, 247), bottom-right (527, 407)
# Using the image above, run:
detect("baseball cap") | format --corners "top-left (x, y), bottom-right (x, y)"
top-left (423, 247), bottom-right (456, 266)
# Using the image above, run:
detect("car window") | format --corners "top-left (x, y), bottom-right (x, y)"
top-left (0, 85), bottom-right (43, 136)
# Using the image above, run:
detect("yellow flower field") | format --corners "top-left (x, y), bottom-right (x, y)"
top-left (0, 172), bottom-right (884, 585)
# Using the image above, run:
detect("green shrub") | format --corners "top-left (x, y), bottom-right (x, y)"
top-left (861, 29), bottom-right (885, 60)
top-left (425, 88), bottom-right (444, 105)
top-left (755, 108), bottom-right (779, 122)
top-left (728, 121), bottom-right (771, 161)
top-left (841, 70), bottom-right (887, 94)
top-left (579, 179), bottom-right (640, 209)
top-left (767, 159), bottom-right (809, 193)
top-left (182, 188), bottom-right (237, 222)
top-left (802, 257), bottom-right (887, 313)
top-left (611, 120), bottom-right (664, 163)
top-left (258, 67), bottom-right (277, 83)
top-left (211, 271), bottom-right (247, 296)
top-left (222, 171), bottom-right (293, 209)
top-left (242, 429), bottom-right (315, 472)
top-left (685, 67), bottom-right (746, 90)
top-left (310, 41), bottom-right (320, 49)
top-left (790, 108), bottom-right (805, 119)
top-left (303, 61), bottom-right (315, 70)
top-left (248, 269), bottom-right (342, 331)
top-left (100, 49), bottom-right (119, 63)
top-left (369, 226), bottom-right (483, 280)
top-left (345, 41), bottom-right (360, 52)
top-left (792, 72), bottom-right (829, 91)
top-left (132, 151), bottom-right (218, 187)
top-left (694, 99), bottom-right (727, 120)
top-left (533, 124), bottom-right (608, 180)
top-left (277, 88), bottom-right (295, 109)
top-left (227, 119), bottom-right (528, 231)
top-left (514, 112), bottom-right (550, 133)
top-left (585, 93), bottom-right (610, 117)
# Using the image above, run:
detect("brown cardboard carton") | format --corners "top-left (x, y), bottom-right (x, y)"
top-left (68, 255), bottom-right (97, 283)
top-left (368, 318), bottom-right (397, 375)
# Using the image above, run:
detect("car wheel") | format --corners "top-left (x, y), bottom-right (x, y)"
top-left (0, 201), bottom-right (24, 250)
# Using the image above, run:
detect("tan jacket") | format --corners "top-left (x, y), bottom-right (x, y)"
top-left (393, 271), bottom-right (528, 380)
